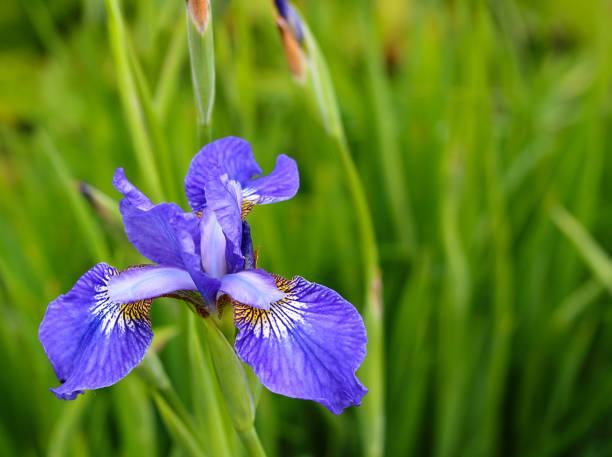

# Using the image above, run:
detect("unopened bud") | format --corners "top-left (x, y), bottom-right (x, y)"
top-left (274, 0), bottom-right (304, 42)
top-left (276, 15), bottom-right (306, 82)
top-left (187, 0), bottom-right (210, 35)
top-left (77, 180), bottom-right (121, 225)
top-left (272, 0), bottom-right (307, 81)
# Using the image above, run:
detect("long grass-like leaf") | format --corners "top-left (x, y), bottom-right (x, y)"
top-left (104, 0), bottom-right (164, 202)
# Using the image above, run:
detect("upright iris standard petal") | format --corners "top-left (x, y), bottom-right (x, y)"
top-left (184, 137), bottom-right (300, 223)
top-left (184, 137), bottom-right (261, 212)
top-left (233, 275), bottom-right (368, 414)
top-left (242, 154), bottom-right (299, 207)
top-left (203, 174), bottom-right (244, 265)
top-left (114, 169), bottom-right (201, 268)
top-left (220, 269), bottom-right (286, 310)
top-left (176, 229), bottom-right (221, 307)
top-left (199, 208), bottom-right (228, 279)
top-left (39, 263), bottom-right (197, 400)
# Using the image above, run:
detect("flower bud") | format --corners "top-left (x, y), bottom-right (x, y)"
top-left (187, 0), bottom-right (210, 35)
top-left (272, 0), bottom-right (307, 82)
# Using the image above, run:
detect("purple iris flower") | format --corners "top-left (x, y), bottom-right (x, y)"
top-left (39, 136), bottom-right (367, 414)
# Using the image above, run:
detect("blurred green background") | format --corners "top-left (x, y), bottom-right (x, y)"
top-left (2, 0), bottom-right (612, 456)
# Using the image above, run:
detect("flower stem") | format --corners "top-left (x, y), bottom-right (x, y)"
top-left (302, 17), bottom-right (386, 456)
top-left (334, 134), bottom-right (385, 457)
top-left (358, 0), bottom-right (416, 253)
top-left (186, 1), bottom-right (216, 144)
top-left (335, 135), bottom-right (378, 280)
top-left (238, 426), bottom-right (267, 457)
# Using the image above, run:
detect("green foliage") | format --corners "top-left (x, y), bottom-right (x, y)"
top-left (1, 0), bottom-right (612, 456)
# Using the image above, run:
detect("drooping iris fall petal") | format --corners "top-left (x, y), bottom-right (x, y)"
top-left (233, 275), bottom-right (367, 414)
top-left (39, 263), bottom-right (197, 400)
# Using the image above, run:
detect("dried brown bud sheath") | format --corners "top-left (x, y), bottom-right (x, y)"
top-left (187, 0), bottom-right (210, 35)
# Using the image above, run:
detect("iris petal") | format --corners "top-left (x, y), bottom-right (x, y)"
top-left (220, 269), bottom-right (285, 310)
top-left (199, 208), bottom-right (228, 279)
top-left (183, 137), bottom-right (299, 254)
top-left (176, 228), bottom-right (221, 307)
top-left (204, 175), bottom-right (244, 266)
top-left (39, 263), bottom-right (190, 400)
top-left (121, 202), bottom-right (200, 267)
top-left (184, 137), bottom-right (262, 212)
top-left (243, 154), bottom-right (299, 207)
top-left (113, 168), bottom-right (154, 210)
top-left (233, 275), bottom-right (367, 414)
top-left (107, 265), bottom-right (197, 303)
top-left (241, 221), bottom-right (255, 270)
top-left (114, 170), bottom-right (201, 268)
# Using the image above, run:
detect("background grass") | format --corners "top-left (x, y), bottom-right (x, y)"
top-left (1, 0), bottom-right (612, 456)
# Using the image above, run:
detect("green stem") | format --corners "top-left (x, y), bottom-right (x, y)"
top-left (126, 33), bottom-right (178, 203)
top-left (335, 135), bottom-right (378, 279)
top-left (359, 0), bottom-right (416, 253)
top-left (186, 2), bottom-right (216, 143)
top-left (176, 294), bottom-right (267, 457)
top-left (238, 427), bottom-right (267, 457)
top-left (335, 135), bottom-right (385, 457)
top-left (302, 17), bottom-right (385, 456)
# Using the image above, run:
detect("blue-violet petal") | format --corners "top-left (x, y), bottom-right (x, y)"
top-left (243, 154), bottom-right (299, 206)
top-left (220, 269), bottom-right (285, 310)
top-left (39, 263), bottom-right (158, 400)
top-left (184, 137), bottom-right (261, 212)
top-left (199, 208), bottom-right (228, 279)
top-left (241, 221), bottom-right (255, 270)
top-left (233, 275), bottom-right (368, 414)
top-left (176, 229), bottom-right (221, 308)
top-left (113, 168), bottom-right (154, 210)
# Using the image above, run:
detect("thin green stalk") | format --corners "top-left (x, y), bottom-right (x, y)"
top-left (335, 137), bottom-right (384, 457)
top-left (152, 393), bottom-right (208, 457)
top-left (481, 143), bottom-right (513, 457)
top-left (47, 396), bottom-right (92, 457)
top-left (38, 131), bottom-right (110, 261)
top-left (301, 17), bottom-right (385, 457)
top-left (238, 427), bottom-right (267, 457)
top-left (126, 35), bottom-right (178, 203)
top-left (552, 279), bottom-right (603, 329)
top-left (201, 318), bottom-right (269, 457)
top-left (437, 111), bottom-right (473, 456)
top-left (186, 0), bottom-right (216, 142)
top-left (551, 205), bottom-right (612, 294)
top-left (113, 378), bottom-right (157, 457)
top-left (154, 14), bottom-right (188, 121)
top-left (139, 353), bottom-right (211, 456)
top-left (176, 293), bottom-right (267, 457)
top-left (21, 0), bottom-right (63, 55)
top-left (186, 314), bottom-right (233, 457)
top-left (359, 0), bottom-right (416, 253)
top-left (104, 0), bottom-right (164, 202)
top-left (476, 6), bottom-right (513, 454)
top-left (232, 0), bottom-right (256, 139)
top-left (334, 136), bottom-right (378, 271)
top-left (139, 352), bottom-right (202, 440)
